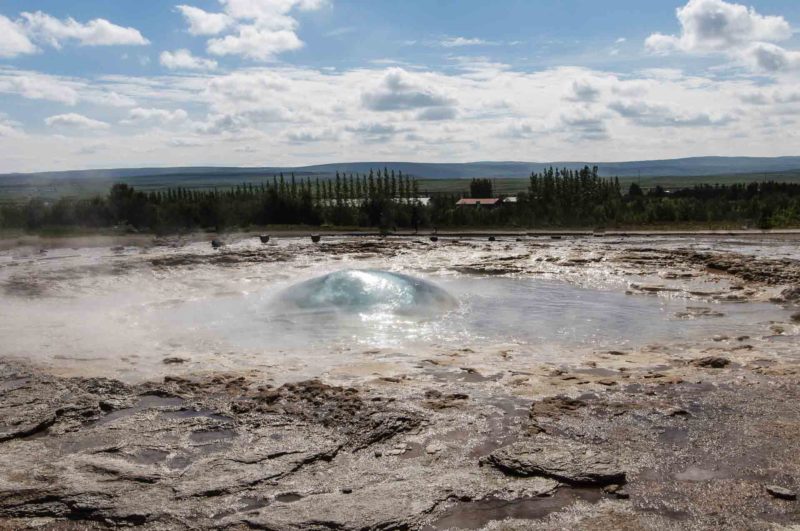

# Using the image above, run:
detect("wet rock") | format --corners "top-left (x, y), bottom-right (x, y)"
top-left (530, 396), bottom-right (586, 418)
top-left (771, 324), bottom-right (786, 335)
top-left (690, 356), bottom-right (731, 369)
top-left (674, 306), bottom-right (725, 319)
top-left (426, 442), bottom-right (446, 454)
top-left (211, 239), bottom-right (224, 249)
top-left (162, 357), bottom-right (188, 365)
top-left (778, 286), bottom-right (800, 302)
top-left (791, 312), bottom-right (800, 323)
top-left (603, 483), bottom-right (629, 499)
top-left (679, 252), bottom-right (800, 286)
top-left (151, 249), bottom-right (293, 268)
top-left (766, 485), bottom-right (797, 500)
top-left (483, 439), bottom-right (626, 486)
top-left (665, 407), bottom-right (691, 417)
top-left (424, 391), bottom-right (469, 410)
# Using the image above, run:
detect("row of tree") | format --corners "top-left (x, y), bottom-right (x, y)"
top-left (1, 166), bottom-right (799, 232)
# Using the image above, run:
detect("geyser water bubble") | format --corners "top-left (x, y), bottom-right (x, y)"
top-left (277, 269), bottom-right (456, 316)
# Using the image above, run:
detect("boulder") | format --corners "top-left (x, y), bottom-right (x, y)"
top-left (766, 485), bottom-right (797, 500)
top-left (690, 356), bottom-right (731, 368)
top-left (482, 439), bottom-right (626, 486)
top-left (778, 286), bottom-right (800, 303)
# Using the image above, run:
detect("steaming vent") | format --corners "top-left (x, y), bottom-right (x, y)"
top-left (276, 269), bottom-right (456, 316)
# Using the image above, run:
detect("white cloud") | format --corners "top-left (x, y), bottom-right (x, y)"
top-left (205, 71), bottom-right (288, 106)
top-left (361, 68), bottom-right (456, 111)
top-left (346, 121), bottom-right (408, 143)
top-left (0, 117), bottom-right (24, 138)
top-left (0, 69), bottom-right (138, 107)
top-left (221, 0), bottom-right (328, 26)
top-left (286, 128), bottom-right (338, 143)
top-left (74, 142), bottom-right (110, 155)
top-left (0, 72), bottom-right (80, 105)
top-left (564, 79), bottom-right (602, 102)
top-left (645, 0), bottom-right (791, 53)
top-left (559, 107), bottom-right (610, 140)
top-left (609, 99), bottom-right (735, 127)
top-left (0, 15), bottom-right (37, 58)
top-left (168, 137), bottom-right (207, 148)
top-left (207, 26), bottom-right (303, 60)
top-left (176, 5), bottom-right (232, 36)
top-left (2, 60), bottom-right (799, 172)
top-left (441, 37), bottom-right (491, 48)
top-left (741, 42), bottom-right (800, 72)
top-left (90, 90), bottom-right (137, 108)
top-left (499, 120), bottom-right (539, 139)
top-left (122, 107), bottom-right (189, 125)
top-left (740, 88), bottom-right (800, 106)
top-left (195, 108), bottom-right (290, 135)
top-left (644, 0), bottom-right (799, 73)
top-left (45, 113), bottom-right (110, 130)
top-left (21, 11), bottom-right (149, 48)
top-left (174, 0), bottom-right (326, 61)
top-left (160, 49), bottom-right (218, 71)
top-left (417, 106), bottom-right (457, 121)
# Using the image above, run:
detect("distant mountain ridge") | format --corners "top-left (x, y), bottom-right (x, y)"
top-left (3, 156), bottom-right (800, 183)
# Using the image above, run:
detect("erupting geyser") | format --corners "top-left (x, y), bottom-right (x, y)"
top-left (277, 269), bottom-right (456, 316)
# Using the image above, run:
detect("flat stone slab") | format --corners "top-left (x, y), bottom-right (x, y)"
top-left (766, 485), bottom-right (797, 500)
top-left (483, 439), bottom-right (626, 486)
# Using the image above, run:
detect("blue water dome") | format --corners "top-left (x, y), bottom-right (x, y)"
top-left (277, 270), bottom-right (456, 316)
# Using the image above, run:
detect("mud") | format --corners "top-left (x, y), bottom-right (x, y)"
top-left (2, 235), bottom-right (800, 529)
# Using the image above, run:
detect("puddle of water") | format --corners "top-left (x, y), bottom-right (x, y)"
top-left (95, 395), bottom-right (185, 426)
top-left (658, 427), bottom-right (689, 446)
top-left (189, 428), bottom-right (237, 443)
top-left (160, 409), bottom-right (232, 423)
top-left (130, 448), bottom-right (171, 465)
top-left (240, 497), bottom-right (270, 512)
top-left (275, 493), bottom-right (303, 503)
top-left (427, 489), bottom-right (604, 530)
top-left (674, 465), bottom-right (726, 482)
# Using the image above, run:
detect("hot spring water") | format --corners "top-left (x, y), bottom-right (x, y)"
top-left (0, 249), bottom-right (793, 381)
top-left (275, 269), bottom-right (457, 316)
top-left (149, 268), bottom-right (790, 374)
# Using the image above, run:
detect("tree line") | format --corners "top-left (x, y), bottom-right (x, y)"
top-left (1, 166), bottom-right (799, 232)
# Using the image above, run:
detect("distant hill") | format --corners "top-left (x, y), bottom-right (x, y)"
top-left (2, 156), bottom-right (800, 201)
top-left (3, 156), bottom-right (800, 181)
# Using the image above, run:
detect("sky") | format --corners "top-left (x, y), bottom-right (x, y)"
top-left (0, 0), bottom-right (799, 173)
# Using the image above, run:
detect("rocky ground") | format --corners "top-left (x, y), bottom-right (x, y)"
top-left (2, 236), bottom-right (800, 530)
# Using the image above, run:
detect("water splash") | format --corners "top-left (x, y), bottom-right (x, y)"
top-left (276, 269), bottom-right (456, 316)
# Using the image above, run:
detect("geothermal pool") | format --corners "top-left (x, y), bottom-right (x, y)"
top-left (0, 236), bottom-right (794, 382)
